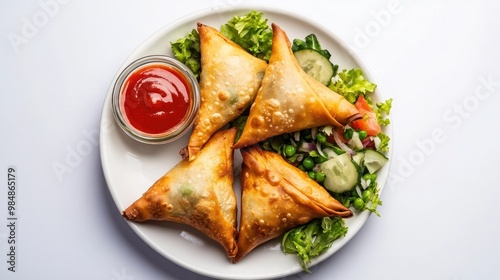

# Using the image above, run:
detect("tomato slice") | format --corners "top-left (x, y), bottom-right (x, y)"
top-left (351, 95), bottom-right (381, 136)
top-left (354, 94), bottom-right (372, 111)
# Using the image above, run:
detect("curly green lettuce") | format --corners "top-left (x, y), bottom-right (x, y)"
top-left (376, 98), bottom-right (393, 126)
top-left (282, 217), bottom-right (348, 272)
top-left (170, 29), bottom-right (201, 79)
top-left (220, 11), bottom-right (273, 61)
top-left (376, 132), bottom-right (391, 153)
top-left (329, 68), bottom-right (377, 104)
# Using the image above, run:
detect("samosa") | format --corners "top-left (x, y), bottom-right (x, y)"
top-left (232, 24), bottom-right (360, 149)
top-left (187, 23), bottom-right (267, 160)
top-left (123, 128), bottom-right (239, 259)
top-left (234, 145), bottom-right (352, 262)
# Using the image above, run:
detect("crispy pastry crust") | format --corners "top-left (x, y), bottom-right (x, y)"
top-left (232, 23), bottom-right (361, 149)
top-left (234, 145), bottom-right (352, 262)
top-left (187, 23), bottom-right (267, 161)
top-left (123, 128), bottom-right (239, 259)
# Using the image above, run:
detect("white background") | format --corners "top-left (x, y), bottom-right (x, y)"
top-left (1, 0), bottom-right (499, 279)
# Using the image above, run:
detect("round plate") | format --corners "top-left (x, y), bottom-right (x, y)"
top-left (100, 5), bottom-right (393, 280)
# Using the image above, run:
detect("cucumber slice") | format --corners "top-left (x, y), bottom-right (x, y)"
top-left (319, 153), bottom-right (360, 193)
top-left (364, 150), bottom-right (388, 174)
top-left (294, 49), bottom-right (334, 85)
top-left (352, 152), bottom-right (365, 167)
top-left (352, 152), bottom-right (366, 174)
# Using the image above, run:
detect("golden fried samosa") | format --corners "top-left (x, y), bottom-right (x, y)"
top-left (187, 23), bottom-right (268, 160)
top-left (123, 128), bottom-right (239, 259)
top-left (233, 145), bottom-right (352, 263)
top-left (232, 24), bottom-right (360, 149)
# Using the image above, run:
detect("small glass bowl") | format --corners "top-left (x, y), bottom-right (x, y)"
top-left (112, 55), bottom-right (200, 144)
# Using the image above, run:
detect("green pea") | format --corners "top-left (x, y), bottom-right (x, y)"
top-left (284, 145), bottom-right (296, 157)
top-left (353, 198), bottom-right (365, 210)
top-left (315, 171), bottom-right (326, 184)
top-left (363, 173), bottom-right (377, 181)
top-left (308, 171), bottom-right (316, 180)
top-left (316, 133), bottom-right (327, 143)
top-left (343, 129), bottom-right (354, 139)
top-left (298, 165), bottom-right (306, 171)
top-left (358, 130), bottom-right (368, 140)
top-left (302, 157), bottom-right (315, 170)
top-left (362, 189), bottom-right (372, 201)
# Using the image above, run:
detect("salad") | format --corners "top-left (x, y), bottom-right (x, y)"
top-left (171, 10), bottom-right (392, 272)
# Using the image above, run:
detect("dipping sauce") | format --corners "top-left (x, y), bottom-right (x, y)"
top-left (122, 64), bottom-right (191, 135)
top-left (112, 55), bottom-right (200, 144)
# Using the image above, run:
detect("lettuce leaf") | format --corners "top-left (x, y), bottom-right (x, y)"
top-left (229, 115), bottom-right (248, 143)
top-left (282, 217), bottom-right (348, 272)
top-left (376, 98), bottom-right (393, 126)
top-left (376, 132), bottom-right (391, 153)
top-left (170, 29), bottom-right (201, 79)
top-left (220, 11), bottom-right (272, 61)
top-left (329, 68), bottom-right (377, 104)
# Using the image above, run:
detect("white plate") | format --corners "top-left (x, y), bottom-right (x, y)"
top-left (100, 5), bottom-right (393, 280)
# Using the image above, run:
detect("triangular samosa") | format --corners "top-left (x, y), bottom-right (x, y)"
top-left (187, 23), bottom-right (268, 160)
top-left (123, 128), bottom-right (239, 259)
top-left (234, 145), bottom-right (352, 262)
top-left (232, 24), bottom-right (360, 149)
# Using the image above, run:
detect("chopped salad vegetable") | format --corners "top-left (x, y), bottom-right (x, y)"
top-left (282, 217), bottom-right (348, 272)
top-left (170, 29), bottom-right (201, 79)
top-left (292, 34), bottom-right (338, 85)
top-left (351, 95), bottom-right (382, 136)
top-left (220, 11), bottom-right (273, 61)
top-left (329, 68), bottom-right (377, 103)
top-left (292, 34), bottom-right (333, 62)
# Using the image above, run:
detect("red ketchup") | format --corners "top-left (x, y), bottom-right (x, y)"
top-left (121, 64), bottom-right (192, 135)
